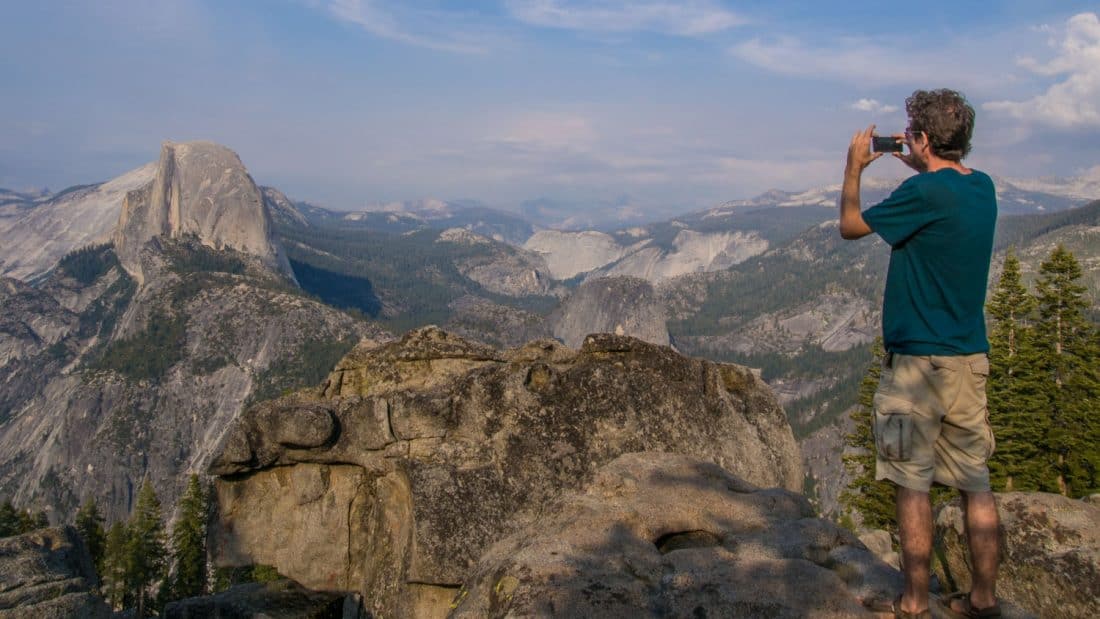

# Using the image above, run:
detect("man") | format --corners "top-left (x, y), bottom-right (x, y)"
top-left (839, 89), bottom-right (1002, 619)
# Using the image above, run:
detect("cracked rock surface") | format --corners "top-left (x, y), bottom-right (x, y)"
top-left (451, 451), bottom-right (901, 618)
top-left (936, 492), bottom-right (1100, 619)
top-left (209, 326), bottom-right (802, 617)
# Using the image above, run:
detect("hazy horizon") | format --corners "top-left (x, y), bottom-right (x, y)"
top-left (2, 1), bottom-right (1098, 221)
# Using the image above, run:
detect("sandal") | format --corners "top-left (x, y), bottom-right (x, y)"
top-left (941, 591), bottom-right (1002, 618)
top-left (891, 595), bottom-right (932, 619)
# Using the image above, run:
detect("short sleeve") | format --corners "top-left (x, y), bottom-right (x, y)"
top-left (862, 178), bottom-right (935, 247)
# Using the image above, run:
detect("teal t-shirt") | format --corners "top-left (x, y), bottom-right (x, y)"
top-left (862, 168), bottom-right (997, 355)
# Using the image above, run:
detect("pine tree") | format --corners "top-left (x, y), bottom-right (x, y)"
top-left (840, 338), bottom-right (897, 532)
top-left (31, 511), bottom-right (49, 529)
top-left (75, 497), bottom-right (107, 577)
top-left (986, 250), bottom-right (1046, 491)
top-left (101, 521), bottom-right (130, 610)
top-left (0, 501), bottom-right (19, 537)
top-left (1033, 246), bottom-right (1100, 496)
top-left (171, 474), bottom-right (209, 600)
top-left (128, 479), bottom-right (168, 617)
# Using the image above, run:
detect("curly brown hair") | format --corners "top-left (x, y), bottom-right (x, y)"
top-left (905, 89), bottom-right (975, 162)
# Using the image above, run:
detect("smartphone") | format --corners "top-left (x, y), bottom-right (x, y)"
top-left (872, 136), bottom-right (903, 153)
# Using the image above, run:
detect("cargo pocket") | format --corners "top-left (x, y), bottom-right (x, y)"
top-left (873, 392), bottom-right (915, 462)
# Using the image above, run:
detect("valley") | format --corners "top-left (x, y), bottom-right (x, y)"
top-left (1, 141), bottom-right (1098, 527)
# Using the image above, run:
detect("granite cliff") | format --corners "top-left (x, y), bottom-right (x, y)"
top-left (208, 327), bottom-right (806, 617)
top-left (0, 142), bottom-right (387, 524)
top-left (113, 141), bottom-right (294, 284)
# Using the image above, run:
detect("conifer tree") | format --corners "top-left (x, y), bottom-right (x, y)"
top-left (171, 474), bottom-right (209, 600)
top-left (0, 501), bottom-right (19, 537)
top-left (1033, 246), bottom-right (1100, 496)
top-left (840, 338), bottom-right (897, 532)
top-left (75, 497), bottom-right (107, 576)
top-left (102, 521), bottom-right (130, 610)
top-left (986, 250), bottom-right (1046, 491)
top-left (128, 479), bottom-right (168, 617)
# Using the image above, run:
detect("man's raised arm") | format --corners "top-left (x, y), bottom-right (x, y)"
top-left (839, 124), bottom-right (881, 240)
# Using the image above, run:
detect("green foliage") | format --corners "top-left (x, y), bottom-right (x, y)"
top-left (127, 479), bottom-right (168, 617)
top-left (57, 242), bottom-right (118, 285)
top-left (249, 335), bottom-right (358, 404)
top-left (1033, 246), bottom-right (1100, 495)
top-left (77, 267), bottom-right (136, 340)
top-left (89, 311), bottom-right (188, 382)
top-left (165, 236), bottom-right (247, 275)
top-left (101, 521), bottom-right (130, 610)
top-left (276, 223), bottom-right (557, 332)
top-left (839, 338), bottom-right (897, 533)
top-left (75, 497), bottom-right (107, 576)
top-left (170, 475), bottom-right (209, 600)
top-left (994, 199), bottom-right (1100, 253)
top-left (212, 564), bottom-right (283, 592)
top-left (987, 250), bottom-right (1046, 492)
top-left (986, 246), bottom-right (1099, 497)
top-left (0, 500), bottom-right (48, 537)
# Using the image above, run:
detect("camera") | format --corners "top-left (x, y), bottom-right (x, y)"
top-left (872, 136), bottom-right (903, 153)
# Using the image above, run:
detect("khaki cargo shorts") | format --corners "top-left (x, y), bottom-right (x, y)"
top-left (873, 352), bottom-right (995, 492)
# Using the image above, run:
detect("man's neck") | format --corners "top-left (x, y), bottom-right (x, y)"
top-left (925, 154), bottom-right (971, 174)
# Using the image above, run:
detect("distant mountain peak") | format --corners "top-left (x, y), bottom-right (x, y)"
top-left (113, 141), bottom-right (295, 284)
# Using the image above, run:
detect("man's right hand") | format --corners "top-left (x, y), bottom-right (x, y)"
top-left (893, 133), bottom-right (928, 172)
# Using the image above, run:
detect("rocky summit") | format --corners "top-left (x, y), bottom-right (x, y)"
top-left (0, 141), bottom-right (388, 525)
top-left (452, 452), bottom-right (902, 618)
top-left (114, 141), bottom-right (294, 284)
top-left (208, 327), bottom-right (803, 618)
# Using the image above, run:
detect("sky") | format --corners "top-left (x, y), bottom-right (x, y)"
top-left (1, 1), bottom-right (1099, 222)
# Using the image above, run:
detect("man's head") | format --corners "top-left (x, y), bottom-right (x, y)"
top-left (905, 89), bottom-right (975, 162)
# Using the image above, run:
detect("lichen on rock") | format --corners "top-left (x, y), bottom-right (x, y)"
top-left (209, 326), bottom-right (803, 617)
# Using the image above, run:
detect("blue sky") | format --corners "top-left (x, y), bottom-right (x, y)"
top-left (2, 1), bottom-right (1098, 220)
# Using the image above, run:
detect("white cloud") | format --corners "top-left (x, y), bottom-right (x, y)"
top-left (850, 98), bottom-right (898, 114)
top-left (494, 112), bottom-right (598, 150)
top-left (318, 0), bottom-right (489, 54)
top-left (505, 0), bottom-right (744, 36)
top-left (729, 36), bottom-right (996, 88)
top-left (983, 12), bottom-right (1100, 129)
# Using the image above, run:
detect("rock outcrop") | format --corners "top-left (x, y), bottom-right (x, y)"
top-left (523, 230), bottom-right (627, 280)
top-left (0, 241), bottom-right (386, 526)
top-left (0, 526), bottom-right (110, 618)
top-left (0, 163), bottom-right (156, 282)
top-left (436, 228), bottom-right (558, 298)
top-left (936, 492), bottom-right (1100, 619)
top-left (551, 276), bottom-right (670, 349)
top-left (209, 327), bottom-right (802, 618)
top-left (451, 452), bottom-right (901, 618)
top-left (593, 229), bottom-right (768, 283)
top-left (164, 579), bottom-right (349, 619)
top-left (113, 141), bottom-right (294, 284)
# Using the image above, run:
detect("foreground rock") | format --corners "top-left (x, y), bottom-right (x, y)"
top-left (0, 526), bottom-right (110, 618)
top-left (164, 579), bottom-right (349, 619)
top-left (210, 327), bottom-right (802, 618)
top-left (936, 492), bottom-right (1100, 619)
top-left (451, 451), bottom-right (900, 618)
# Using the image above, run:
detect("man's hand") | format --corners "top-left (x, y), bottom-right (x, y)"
top-left (893, 133), bottom-right (928, 172)
top-left (846, 124), bottom-right (883, 174)
top-left (839, 124), bottom-right (878, 240)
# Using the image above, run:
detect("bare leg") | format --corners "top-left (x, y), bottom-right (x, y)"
top-left (960, 490), bottom-right (999, 610)
top-left (897, 486), bottom-right (932, 614)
